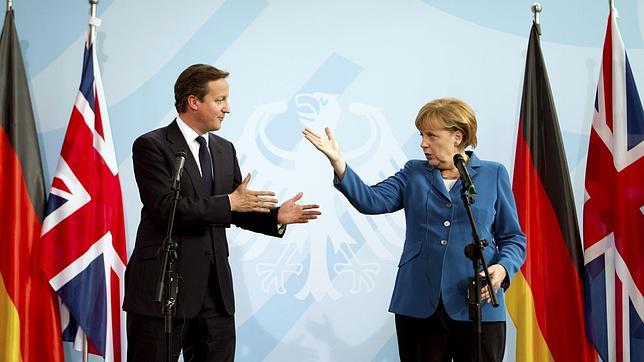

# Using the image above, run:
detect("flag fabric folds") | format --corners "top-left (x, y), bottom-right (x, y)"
top-left (38, 38), bottom-right (128, 361)
top-left (583, 8), bottom-right (644, 362)
top-left (506, 22), bottom-right (596, 361)
top-left (0, 9), bottom-right (64, 362)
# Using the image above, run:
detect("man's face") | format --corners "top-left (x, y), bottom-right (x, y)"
top-left (192, 78), bottom-right (230, 133)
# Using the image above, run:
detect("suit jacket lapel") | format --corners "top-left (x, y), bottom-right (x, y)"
top-left (208, 133), bottom-right (225, 194)
top-left (166, 119), bottom-right (208, 198)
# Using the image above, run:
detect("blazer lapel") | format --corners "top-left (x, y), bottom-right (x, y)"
top-left (465, 151), bottom-right (480, 180)
top-left (166, 120), bottom-right (208, 198)
top-left (448, 151), bottom-right (480, 199)
top-left (428, 165), bottom-right (452, 202)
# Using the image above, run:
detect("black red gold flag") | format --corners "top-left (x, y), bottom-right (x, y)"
top-left (506, 22), bottom-right (596, 362)
top-left (0, 8), bottom-right (64, 362)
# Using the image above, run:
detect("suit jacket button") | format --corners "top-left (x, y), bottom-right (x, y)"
top-left (446, 202), bottom-right (452, 208)
top-left (440, 239), bottom-right (448, 246)
top-left (443, 220), bottom-right (451, 227)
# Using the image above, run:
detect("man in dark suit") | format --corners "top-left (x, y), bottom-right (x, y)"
top-left (123, 64), bottom-right (320, 361)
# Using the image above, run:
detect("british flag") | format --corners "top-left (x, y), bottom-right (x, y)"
top-left (38, 41), bottom-right (127, 362)
top-left (583, 8), bottom-right (644, 362)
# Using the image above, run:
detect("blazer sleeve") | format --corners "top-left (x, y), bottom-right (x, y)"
top-left (333, 163), bottom-right (406, 214)
top-left (492, 164), bottom-right (527, 289)
top-left (133, 135), bottom-right (232, 229)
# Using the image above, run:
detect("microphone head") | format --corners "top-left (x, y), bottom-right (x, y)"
top-left (453, 153), bottom-right (465, 165)
top-left (175, 150), bottom-right (187, 158)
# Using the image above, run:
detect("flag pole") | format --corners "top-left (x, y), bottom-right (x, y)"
top-left (82, 335), bottom-right (88, 362)
top-left (531, 2), bottom-right (542, 35)
top-left (84, 1), bottom-right (97, 360)
top-left (88, 0), bottom-right (99, 46)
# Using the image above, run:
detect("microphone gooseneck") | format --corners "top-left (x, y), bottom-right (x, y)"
top-left (171, 151), bottom-right (187, 190)
top-left (453, 153), bottom-right (477, 198)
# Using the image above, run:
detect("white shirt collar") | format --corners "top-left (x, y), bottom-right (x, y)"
top-left (176, 115), bottom-right (209, 147)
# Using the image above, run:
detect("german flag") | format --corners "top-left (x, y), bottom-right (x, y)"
top-left (0, 8), bottom-right (64, 362)
top-left (506, 22), bottom-right (596, 361)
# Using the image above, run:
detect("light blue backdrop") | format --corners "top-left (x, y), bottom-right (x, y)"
top-left (6, 0), bottom-right (644, 361)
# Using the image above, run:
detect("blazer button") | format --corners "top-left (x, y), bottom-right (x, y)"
top-left (440, 239), bottom-right (448, 246)
top-left (443, 220), bottom-right (451, 227)
top-left (446, 202), bottom-right (452, 208)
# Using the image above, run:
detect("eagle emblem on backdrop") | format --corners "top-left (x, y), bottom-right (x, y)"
top-left (231, 92), bottom-right (408, 301)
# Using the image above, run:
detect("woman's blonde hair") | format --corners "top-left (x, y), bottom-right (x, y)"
top-left (414, 98), bottom-right (478, 149)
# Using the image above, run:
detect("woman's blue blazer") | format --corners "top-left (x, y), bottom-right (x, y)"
top-left (334, 152), bottom-right (526, 321)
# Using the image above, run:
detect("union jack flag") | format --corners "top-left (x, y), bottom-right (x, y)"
top-left (583, 8), bottom-right (644, 362)
top-left (38, 41), bottom-right (127, 361)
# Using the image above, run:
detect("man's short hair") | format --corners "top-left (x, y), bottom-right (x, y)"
top-left (174, 64), bottom-right (229, 113)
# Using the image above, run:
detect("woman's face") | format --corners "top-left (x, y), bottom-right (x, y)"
top-left (419, 120), bottom-right (462, 169)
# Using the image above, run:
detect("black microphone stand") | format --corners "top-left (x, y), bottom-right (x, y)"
top-left (155, 176), bottom-right (181, 362)
top-left (460, 184), bottom-right (499, 362)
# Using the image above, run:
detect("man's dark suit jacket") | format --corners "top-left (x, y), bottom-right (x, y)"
top-left (123, 120), bottom-right (282, 318)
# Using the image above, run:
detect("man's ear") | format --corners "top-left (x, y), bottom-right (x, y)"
top-left (187, 95), bottom-right (199, 111)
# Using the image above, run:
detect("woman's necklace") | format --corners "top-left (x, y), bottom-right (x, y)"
top-left (440, 169), bottom-right (459, 180)
top-left (441, 153), bottom-right (468, 179)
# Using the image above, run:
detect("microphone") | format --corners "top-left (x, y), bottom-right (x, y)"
top-left (171, 151), bottom-right (186, 190)
top-left (453, 154), bottom-right (477, 197)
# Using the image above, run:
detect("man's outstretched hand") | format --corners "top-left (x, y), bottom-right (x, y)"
top-left (230, 173), bottom-right (278, 213)
top-left (277, 192), bottom-right (321, 224)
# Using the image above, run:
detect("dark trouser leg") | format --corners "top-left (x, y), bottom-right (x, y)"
top-left (395, 313), bottom-right (451, 362)
top-left (437, 297), bottom-right (505, 362)
top-left (448, 318), bottom-right (506, 362)
top-left (182, 315), bottom-right (235, 362)
top-left (395, 299), bottom-right (506, 362)
top-left (181, 262), bottom-right (235, 362)
top-left (127, 312), bottom-right (184, 362)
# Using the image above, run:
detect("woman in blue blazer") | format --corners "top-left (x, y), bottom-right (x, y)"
top-left (303, 98), bottom-right (526, 361)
